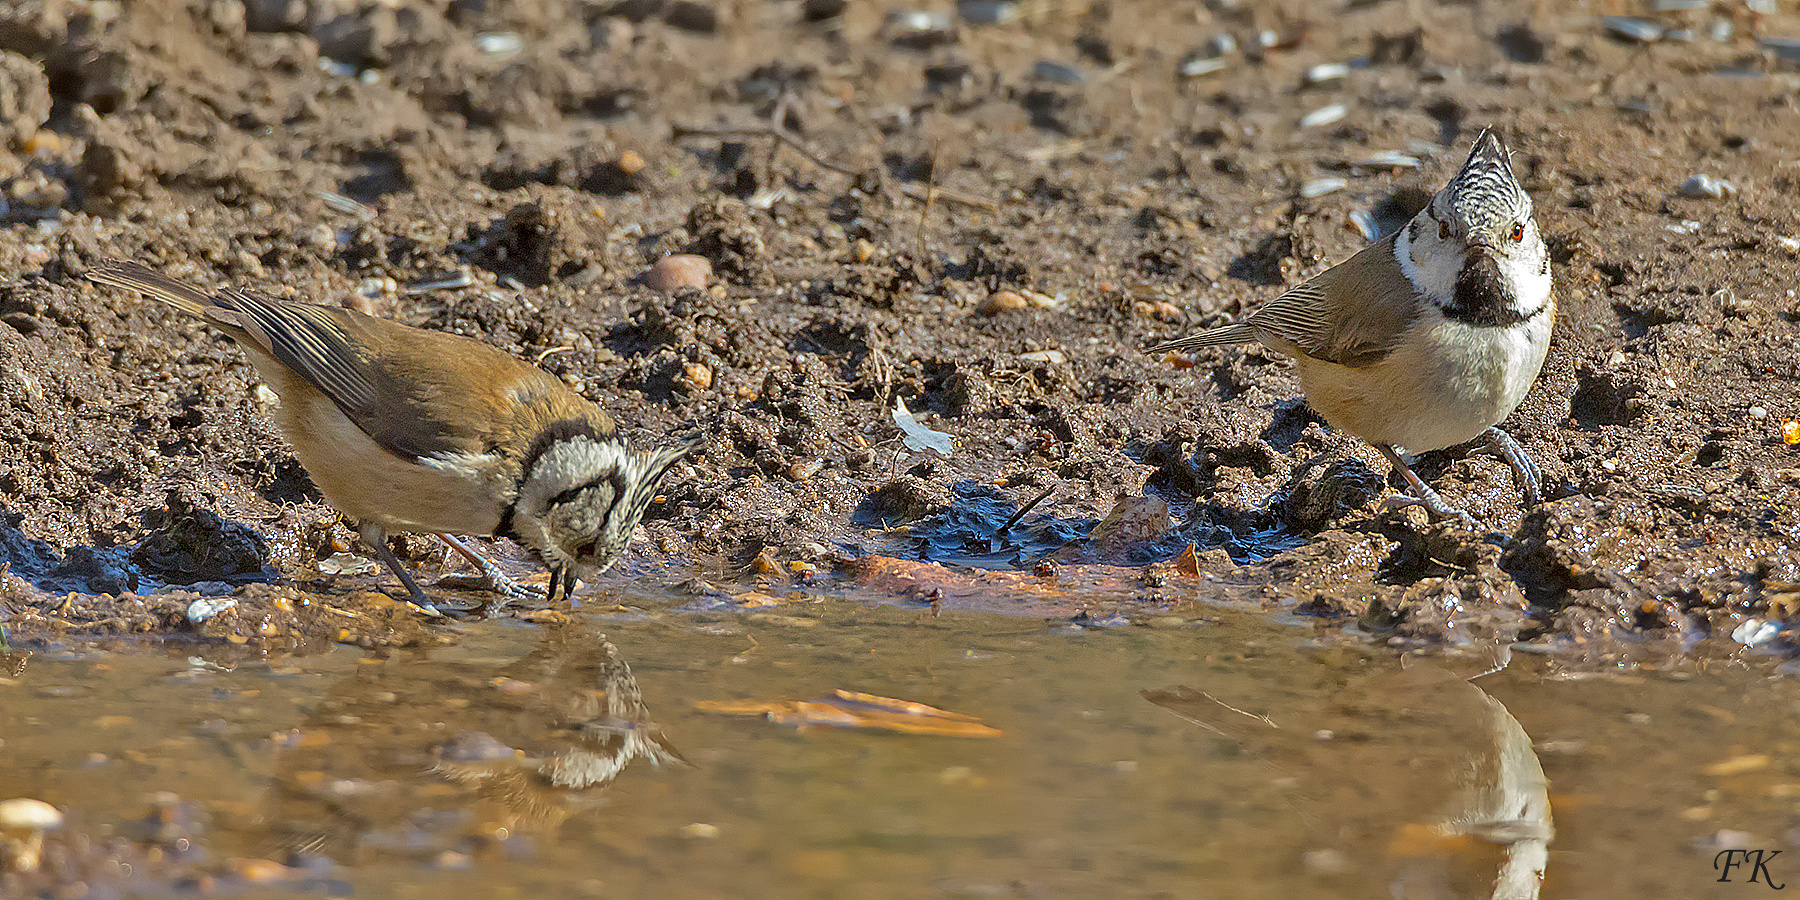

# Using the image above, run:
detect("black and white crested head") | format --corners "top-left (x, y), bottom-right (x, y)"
top-left (1441, 129), bottom-right (1531, 233)
top-left (508, 423), bottom-right (694, 602)
top-left (1397, 129), bottom-right (1551, 329)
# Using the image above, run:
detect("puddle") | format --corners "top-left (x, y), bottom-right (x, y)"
top-left (1, 592), bottom-right (1797, 898)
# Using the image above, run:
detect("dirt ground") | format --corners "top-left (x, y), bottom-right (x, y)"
top-left (1, 0), bottom-right (1799, 655)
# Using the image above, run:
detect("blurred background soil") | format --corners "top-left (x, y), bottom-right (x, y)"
top-left (1, 0), bottom-right (1799, 652)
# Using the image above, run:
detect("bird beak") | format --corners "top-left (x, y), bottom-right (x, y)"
top-left (546, 565), bottom-right (579, 606)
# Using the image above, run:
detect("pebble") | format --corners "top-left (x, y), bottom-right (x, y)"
top-left (1301, 63), bottom-right (1348, 87)
top-left (1749, 406), bottom-right (1768, 419)
top-left (1602, 17), bottom-right (1664, 43)
top-left (473, 32), bottom-right (523, 57)
top-left (957, 0), bottom-right (1017, 26)
top-left (787, 459), bottom-right (822, 481)
top-left (1353, 150), bottom-right (1421, 170)
top-left (975, 290), bottom-right (1029, 315)
top-left (0, 798), bottom-right (61, 873)
top-left (186, 597), bottom-right (237, 624)
top-left (1676, 174), bottom-right (1737, 200)
top-left (644, 254), bottom-right (712, 291)
top-left (1762, 37), bottom-right (1800, 66)
top-left (1299, 104), bottom-right (1346, 128)
top-left (1300, 177), bottom-right (1347, 199)
top-left (1176, 54), bottom-right (1230, 78)
top-left (683, 362), bottom-right (713, 391)
top-left (886, 10), bottom-right (954, 46)
top-left (1032, 61), bottom-right (1084, 85)
top-left (1018, 349), bottom-right (1066, 364)
top-left (1731, 618), bottom-right (1780, 648)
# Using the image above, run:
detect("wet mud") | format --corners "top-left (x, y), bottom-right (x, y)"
top-left (0, 0), bottom-right (1799, 659)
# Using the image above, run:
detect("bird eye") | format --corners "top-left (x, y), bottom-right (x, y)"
top-left (1510, 222), bottom-right (1525, 242)
top-left (1438, 220), bottom-right (1451, 240)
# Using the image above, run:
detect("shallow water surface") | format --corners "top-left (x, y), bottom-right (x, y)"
top-left (1, 593), bottom-right (1796, 899)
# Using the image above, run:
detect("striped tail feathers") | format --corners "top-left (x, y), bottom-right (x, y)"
top-left (1151, 323), bottom-right (1259, 354)
top-left (85, 260), bottom-right (218, 318)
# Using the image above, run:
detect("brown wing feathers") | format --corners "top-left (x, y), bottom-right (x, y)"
top-left (1153, 233), bottom-right (1418, 369)
top-left (88, 260), bottom-right (613, 467)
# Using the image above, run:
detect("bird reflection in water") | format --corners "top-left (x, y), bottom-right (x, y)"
top-left (265, 621), bottom-right (683, 863)
top-left (1145, 651), bottom-right (1551, 900)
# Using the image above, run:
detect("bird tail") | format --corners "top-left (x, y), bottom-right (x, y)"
top-left (85, 260), bottom-right (216, 318)
top-left (1151, 323), bottom-right (1258, 354)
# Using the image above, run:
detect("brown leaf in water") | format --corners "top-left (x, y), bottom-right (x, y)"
top-left (696, 689), bottom-right (1001, 737)
top-left (1176, 543), bottom-right (1201, 577)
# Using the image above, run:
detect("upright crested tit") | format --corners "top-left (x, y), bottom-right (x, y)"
top-left (1155, 130), bottom-right (1553, 525)
top-left (89, 261), bottom-right (694, 614)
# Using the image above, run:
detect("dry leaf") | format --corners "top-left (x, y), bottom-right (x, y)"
top-left (696, 689), bottom-right (1001, 737)
top-left (893, 397), bottom-right (955, 456)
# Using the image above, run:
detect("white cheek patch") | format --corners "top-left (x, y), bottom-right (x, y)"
top-left (1495, 243), bottom-right (1552, 317)
top-left (1395, 223), bottom-right (1463, 306)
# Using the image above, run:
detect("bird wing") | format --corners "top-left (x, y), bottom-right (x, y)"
top-left (209, 289), bottom-right (384, 420)
top-left (94, 260), bottom-right (610, 464)
top-left (1241, 233), bottom-right (1419, 368)
top-left (206, 289), bottom-right (578, 463)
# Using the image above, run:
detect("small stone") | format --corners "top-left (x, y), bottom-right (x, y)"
top-left (786, 459), bottom-right (822, 481)
top-left (975, 290), bottom-right (1029, 315)
top-left (1300, 177), bottom-right (1347, 199)
top-left (473, 32), bottom-right (523, 57)
top-left (1762, 37), bottom-right (1800, 65)
top-left (1301, 63), bottom-right (1348, 87)
top-left (186, 597), bottom-right (238, 625)
top-left (1676, 174), bottom-right (1737, 200)
top-left (0, 798), bottom-right (61, 874)
top-left (852, 238), bottom-right (875, 263)
top-left (615, 149), bottom-right (647, 175)
top-left (680, 823), bottom-right (720, 839)
top-left (1032, 60), bottom-right (1084, 85)
top-left (1299, 104), bottom-right (1346, 128)
top-left (683, 362), bottom-right (713, 391)
top-left (1602, 17), bottom-right (1663, 43)
top-left (644, 254), bottom-right (713, 291)
top-left (957, 0), bottom-right (1017, 26)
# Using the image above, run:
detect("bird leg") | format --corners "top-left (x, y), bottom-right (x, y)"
top-left (358, 524), bottom-right (444, 617)
top-left (1374, 444), bottom-right (1480, 529)
top-left (1481, 426), bottom-right (1542, 506)
top-left (434, 533), bottom-right (546, 610)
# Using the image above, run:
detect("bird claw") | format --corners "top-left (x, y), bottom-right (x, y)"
top-left (436, 564), bottom-right (546, 612)
top-left (1380, 493), bottom-right (1480, 530)
top-left (1482, 427), bottom-right (1542, 506)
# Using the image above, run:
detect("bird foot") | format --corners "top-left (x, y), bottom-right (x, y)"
top-left (436, 565), bottom-right (546, 612)
top-left (1379, 493), bottom-right (1480, 530)
top-left (1481, 427), bottom-right (1542, 506)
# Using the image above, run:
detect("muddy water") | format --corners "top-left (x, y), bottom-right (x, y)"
top-left (1, 594), bottom-right (1795, 899)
